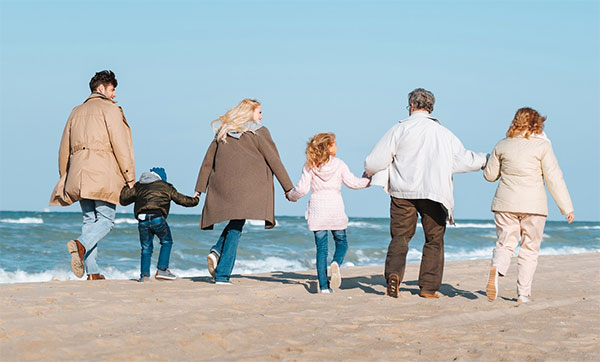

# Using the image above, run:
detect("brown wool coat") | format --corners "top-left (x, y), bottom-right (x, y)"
top-left (195, 126), bottom-right (293, 230)
top-left (49, 93), bottom-right (135, 206)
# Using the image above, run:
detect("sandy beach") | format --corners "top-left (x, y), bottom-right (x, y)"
top-left (1, 253), bottom-right (598, 361)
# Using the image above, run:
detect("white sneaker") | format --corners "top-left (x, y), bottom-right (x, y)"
top-left (207, 252), bottom-right (218, 279)
top-left (320, 288), bottom-right (334, 294)
top-left (330, 261), bottom-right (342, 290)
top-left (215, 281), bottom-right (232, 285)
top-left (486, 266), bottom-right (498, 301)
top-left (517, 295), bottom-right (530, 304)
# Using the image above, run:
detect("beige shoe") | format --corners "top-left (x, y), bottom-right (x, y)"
top-left (486, 266), bottom-right (498, 301)
top-left (207, 252), bottom-right (218, 279)
top-left (419, 291), bottom-right (440, 299)
top-left (67, 240), bottom-right (86, 278)
top-left (330, 261), bottom-right (341, 290)
top-left (386, 273), bottom-right (400, 298)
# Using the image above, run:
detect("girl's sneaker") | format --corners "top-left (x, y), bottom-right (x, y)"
top-left (320, 288), bottom-right (334, 294)
top-left (486, 266), bottom-right (498, 301)
top-left (330, 261), bottom-right (342, 290)
top-left (517, 295), bottom-right (530, 304)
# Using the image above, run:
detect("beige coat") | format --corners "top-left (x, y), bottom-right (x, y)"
top-left (483, 135), bottom-right (573, 216)
top-left (195, 126), bottom-right (293, 230)
top-left (50, 93), bottom-right (135, 206)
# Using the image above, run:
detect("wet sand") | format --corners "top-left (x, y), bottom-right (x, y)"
top-left (1, 253), bottom-right (598, 361)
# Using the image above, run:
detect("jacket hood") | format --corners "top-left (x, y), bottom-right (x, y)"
top-left (312, 157), bottom-right (339, 182)
top-left (139, 172), bottom-right (161, 184)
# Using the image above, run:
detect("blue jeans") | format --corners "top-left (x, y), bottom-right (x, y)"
top-left (78, 199), bottom-right (116, 274)
top-left (210, 220), bottom-right (245, 282)
top-left (314, 229), bottom-right (348, 290)
top-left (138, 214), bottom-right (173, 278)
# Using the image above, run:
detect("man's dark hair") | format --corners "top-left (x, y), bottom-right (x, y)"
top-left (89, 70), bottom-right (118, 92)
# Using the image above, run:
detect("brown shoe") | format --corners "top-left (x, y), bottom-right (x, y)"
top-left (386, 273), bottom-right (400, 298)
top-left (419, 291), bottom-right (440, 299)
top-left (87, 274), bottom-right (106, 280)
top-left (67, 240), bottom-right (86, 278)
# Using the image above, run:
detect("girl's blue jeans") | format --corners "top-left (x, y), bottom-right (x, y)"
top-left (314, 229), bottom-right (348, 290)
top-left (210, 219), bottom-right (246, 282)
top-left (138, 214), bottom-right (173, 278)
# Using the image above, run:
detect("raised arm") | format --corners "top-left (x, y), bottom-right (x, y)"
top-left (287, 165), bottom-right (312, 202)
top-left (119, 184), bottom-right (137, 206)
top-left (256, 127), bottom-right (293, 192)
top-left (364, 125), bottom-right (398, 176)
top-left (541, 143), bottom-right (574, 215)
top-left (195, 140), bottom-right (218, 193)
top-left (170, 185), bottom-right (200, 207)
top-left (450, 133), bottom-right (487, 174)
top-left (341, 161), bottom-right (370, 190)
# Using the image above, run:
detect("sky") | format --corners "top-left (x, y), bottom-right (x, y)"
top-left (1, 0), bottom-right (598, 221)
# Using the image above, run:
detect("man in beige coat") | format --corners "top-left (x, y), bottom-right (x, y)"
top-left (50, 70), bottom-right (135, 280)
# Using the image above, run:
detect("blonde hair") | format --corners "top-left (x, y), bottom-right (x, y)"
top-left (506, 107), bottom-right (546, 138)
top-left (306, 133), bottom-right (336, 169)
top-left (211, 98), bottom-right (261, 143)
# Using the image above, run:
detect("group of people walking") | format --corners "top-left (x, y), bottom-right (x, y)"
top-left (50, 70), bottom-right (574, 303)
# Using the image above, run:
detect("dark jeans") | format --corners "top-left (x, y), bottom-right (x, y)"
top-left (138, 214), bottom-right (173, 278)
top-left (210, 219), bottom-right (246, 282)
top-left (314, 229), bottom-right (348, 290)
top-left (385, 197), bottom-right (447, 294)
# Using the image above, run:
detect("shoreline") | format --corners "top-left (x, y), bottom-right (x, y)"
top-left (1, 253), bottom-right (598, 360)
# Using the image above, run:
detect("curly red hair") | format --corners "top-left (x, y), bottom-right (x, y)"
top-left (506, 107), bottom-right (546, 138)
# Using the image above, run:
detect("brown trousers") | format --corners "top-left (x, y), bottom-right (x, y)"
top-left (385, 197), bottom-right (447, 294)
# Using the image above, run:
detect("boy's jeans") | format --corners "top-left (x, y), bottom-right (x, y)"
top-left (314, 229), bottom-right (348, 290)
top-left (210, 219), bottom-right (246, 282)
top-left (78, 199), bottom-right (116, 274)
top-left (138, 214), bottom-right (173, 278)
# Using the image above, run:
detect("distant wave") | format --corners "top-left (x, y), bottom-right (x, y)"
top-left (0, 217), bottom-right (43, 224)
top-left (347, 221), bottom-right (385, 229)
top-left (579, 225), bottom-right (600, 230)
top-left (452, 223), bottom-right (496, 229)
top-left (114, 218), bottom-right (137, 224)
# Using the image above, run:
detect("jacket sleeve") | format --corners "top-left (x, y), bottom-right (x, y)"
top-left (170, 185), bottom-right (200, 207)
top-left (119, 184), bottom-right (137, 206)
top-left (483, 147), bottom-right (501, 182)
top-left (57, 116), bottom-right (71, 176)
top-left (195, 140), bottom-right (217, 193)
top-left (541, 143), bottom-right (574, 215)
top-left (105, 105), bottom-right (135, 183)
top-left (364, 125), bottom-right (398, 175)
top-left (450, 133), bottom-right (487, 174)
top-left (257, 128), bottom-right (294, 192)
top-left (341, 161), bottom-right (370, 190)
top-left (287, 165), bottom-right (312, 201)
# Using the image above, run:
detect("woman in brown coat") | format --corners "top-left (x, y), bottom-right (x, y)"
top-left (195, 98), bottom-right (293, 284)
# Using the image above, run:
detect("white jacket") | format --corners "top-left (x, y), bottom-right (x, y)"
top-left (364, 111), bottom-right (487, 223)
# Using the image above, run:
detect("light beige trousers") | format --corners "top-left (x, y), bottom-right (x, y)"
top-left (492, 212), bottom-right (547, 297)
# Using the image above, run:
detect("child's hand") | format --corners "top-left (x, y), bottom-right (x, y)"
top-left (285, 191), bottom-right (296, 202)
top-left (566, 211), bottom-right (575, 224)
top-left (193, 192), bottom-right (200, 198)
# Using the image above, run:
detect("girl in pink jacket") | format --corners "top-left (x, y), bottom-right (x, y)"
top-left (287, 133), bottom-right (370, 293)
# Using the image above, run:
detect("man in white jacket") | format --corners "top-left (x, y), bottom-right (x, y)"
top-left (364, 88), bottom-right (487, 299)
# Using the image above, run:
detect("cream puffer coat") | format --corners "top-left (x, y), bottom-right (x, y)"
top-left (50, 93), bottom-right (135, 206)
top-left (483, 134), bottom-right (573, 216)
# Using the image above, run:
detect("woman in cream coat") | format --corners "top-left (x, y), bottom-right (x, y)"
top-left (484, 107), bottom-right (574, 303)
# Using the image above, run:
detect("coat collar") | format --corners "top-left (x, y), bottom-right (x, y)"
top-left (84, 92), bottom-right (117, 104)
top-left (400, 111), bottom-right (437, 123)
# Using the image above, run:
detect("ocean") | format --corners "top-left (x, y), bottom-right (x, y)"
top-left (1, 211), bottom-right (598, 283)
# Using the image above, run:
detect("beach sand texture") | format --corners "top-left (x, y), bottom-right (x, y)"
top-left (1, 253), bottom-right (598, 361)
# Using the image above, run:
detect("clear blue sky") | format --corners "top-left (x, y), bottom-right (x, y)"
top-left (1, 0), bottom-right (598, 221)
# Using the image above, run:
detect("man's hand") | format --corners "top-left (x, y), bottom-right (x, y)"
top-left (127, 181), bottom-right (135, 189)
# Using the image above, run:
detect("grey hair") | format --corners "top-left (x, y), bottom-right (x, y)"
top-left (408, 88), bottom-right (435, 113)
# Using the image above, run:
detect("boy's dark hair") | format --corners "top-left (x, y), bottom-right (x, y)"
top-left (89, 70), bottom-right (118, 92)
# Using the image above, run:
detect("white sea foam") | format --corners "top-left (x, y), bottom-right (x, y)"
top-left (246, 219), bottom-right (266, 226)
top-left (452, 223), bottom-right (496, 229)
top-left (0, 217), bottom-right (43, 224)
top-left (347, 221), bottom-right (384, 229)
top-left (579, 225), bottom-right (600, 230)
top-left (114, 218), bottom-right (137, 224)
top-left (233, 256), bottom-right (305, 274)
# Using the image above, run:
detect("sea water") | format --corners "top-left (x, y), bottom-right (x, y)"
top-left (0, 211), bottom-right (598, 283)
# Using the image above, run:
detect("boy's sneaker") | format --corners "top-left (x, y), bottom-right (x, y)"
top-left (215, 280), bottom-right (232, 285)
top-left (138, 276), bottom-right (150, 283)
top-left (155, 269), bottom-right (177, 280)
top-left (207, 252), bottom-right (218, 279)
top-left (320, 288), bottom-right (334, 294)
top-left (517, 295), bottom-right (530, 304)
top-left (486, 266), bottom-right (498, 301)
top-left (330, 261), bottom-right (342, 290)
top-left (386, 273), bottom-right (400, 298)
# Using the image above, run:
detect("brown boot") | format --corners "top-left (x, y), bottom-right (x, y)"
top-left (386, 273), bottom-right (400, 298)
top-left (66, 240), bottom-right (86, 278)
top-left (87, 274), bottom-right (106, 280)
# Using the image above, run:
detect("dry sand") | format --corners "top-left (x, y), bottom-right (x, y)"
top-left (1, 253), bottom-right (598, 361)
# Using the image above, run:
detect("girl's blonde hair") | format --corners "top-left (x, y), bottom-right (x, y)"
top-left (211, 98), bottom-right (261, 143)
top-left (306, 132), bottom-right (336, 169)
top-left (506, 107), bottom-right (546, 138)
